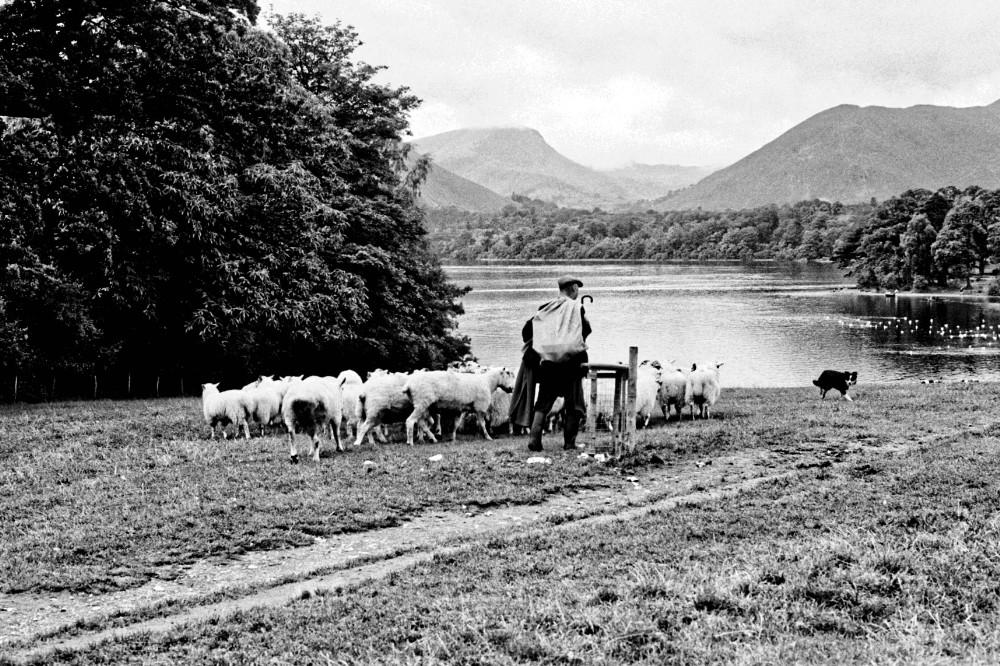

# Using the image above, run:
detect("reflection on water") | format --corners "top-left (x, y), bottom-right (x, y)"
top-left (445, 262), bottom-right (1000, 387)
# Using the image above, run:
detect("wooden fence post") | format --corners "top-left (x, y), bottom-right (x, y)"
top-left (93, 375), bottom-right (98, 400)
top-left (587, 369), bottom-right (598, 450)
top-left (624, 346), bottom-right (638, 454)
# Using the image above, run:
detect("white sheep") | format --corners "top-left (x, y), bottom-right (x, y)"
top-left (337, 369), bottom-right (363, 387)
top-left (657, 362), bottom-right (688, 422)
top-left (243, 375), bottom-right (294, 436)
top-left (282, 376), bottom-right (344, 463)
top-left (353, 371), bottom-right (437, 447)
top-left (244, 385), bottom-right (281, 436)
top-left (459, 385), bottom-right (514, 435)
top-left (686, 362), bottom-right (723, 419)
top-left (340, 382), bottom-right (363, 441)
top-left (201, 383), bottom-right (252, 440)
top-left (636, 361), bottom-right (662, 428)
top-left (403, 367), bottom-right (516, 445)
top-left (242, 376), bottom-right (263, 390)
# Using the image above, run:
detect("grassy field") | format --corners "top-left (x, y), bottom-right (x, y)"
top-left (3, 382), bottom-right (1000, 662)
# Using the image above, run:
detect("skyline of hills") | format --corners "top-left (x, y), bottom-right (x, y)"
top-left (656, 99), bottom-right (1000, 210)
top-left (410, 99), bottom-right (1000, 212)
top-left (410, 127), bottom-right (713, 210)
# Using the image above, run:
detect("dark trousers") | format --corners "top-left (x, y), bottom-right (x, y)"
top-left (534, 360), bottom-right (585, 416)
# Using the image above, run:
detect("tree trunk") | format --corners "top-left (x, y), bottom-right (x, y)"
top-left (127, 373), bottom-right (131, 398)
top-left (156, 376), bottom-right (160, 398)
top-left (94, 375), bottom-right (98, 400)
top-left (13, 375), bottom-right (17, 402)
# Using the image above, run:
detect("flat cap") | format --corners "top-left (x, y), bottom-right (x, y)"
top-left (557, 275), bottom-right (584, 289)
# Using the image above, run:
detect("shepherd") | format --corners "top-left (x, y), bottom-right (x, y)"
top-left (509, 275), bottom-right (592, 451)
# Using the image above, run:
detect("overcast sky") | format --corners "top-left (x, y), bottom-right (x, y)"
top-left (267, 0), bottom-right (1000, 170)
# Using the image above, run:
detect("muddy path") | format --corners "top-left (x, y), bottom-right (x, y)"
top-left (1, 438), bottom-right (915, 663)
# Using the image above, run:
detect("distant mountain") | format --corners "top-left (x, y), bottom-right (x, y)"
top-left (410, 127), bottom-right (629, 209)
top-left (601, 163), bottom-right (718, 202)
top-left (411, 152), bottom-right (513, 213)
top-left (657, 100), bottom-right (1000, 211)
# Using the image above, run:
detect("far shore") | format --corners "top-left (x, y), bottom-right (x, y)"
top-left (863, 272), bottom-right (1000, 301)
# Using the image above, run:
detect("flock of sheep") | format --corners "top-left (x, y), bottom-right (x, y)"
top-left (635, 360), bottom-right (724, 426)
top-left (200, 358), bottom-right (722, 462)
top-left (201, 362), bottom-right (516, 463)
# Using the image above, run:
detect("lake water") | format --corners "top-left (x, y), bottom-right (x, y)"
top-left (444, 262), bottom-right (1000, 387)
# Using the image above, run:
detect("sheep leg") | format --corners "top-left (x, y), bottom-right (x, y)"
top-left (475, 412), bottom-right (493, 441)
top-left (310, 428), bottom-right (322, 462)
top-left (241, 420), bottom-right (251, 440)
top-left (843, 393), bottom-right (853, 402)
top-left (405, 406), bottom-right (429, 446)
top-left (374, 425), bottom-right (389, 443)
top-left (331, 419), bottom-right (344, 453)
top-left (288, 430), bottom-right (299, 464)
top-left (421, 419), bottom-right (438, 443)
top-left (354, 419), bottom-right (376, 448)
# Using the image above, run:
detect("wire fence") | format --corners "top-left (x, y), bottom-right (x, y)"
top-left (0, 371), bottom-right (200, 403)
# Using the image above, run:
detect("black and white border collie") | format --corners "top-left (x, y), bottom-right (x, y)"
top-left (813, 370), bottom-right (858, 401)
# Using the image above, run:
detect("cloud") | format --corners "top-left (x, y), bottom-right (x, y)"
top-left (268, 0), bottom-right (1000, 167)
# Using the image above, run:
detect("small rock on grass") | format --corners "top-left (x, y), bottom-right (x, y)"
top-left (428, 454), bottom-right (443, 462)
top-left (526, 457), bottom-right (552, 465)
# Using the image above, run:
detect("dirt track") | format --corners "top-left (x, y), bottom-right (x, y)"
top-left (2, 441), bottom-right (883, 663)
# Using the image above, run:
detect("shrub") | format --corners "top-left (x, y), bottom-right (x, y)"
top-left (986, 278), bottom-right (1000, 301)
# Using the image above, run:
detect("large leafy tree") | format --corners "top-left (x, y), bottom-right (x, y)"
top-left (933, 200), bottom-right (989, 285)
top-left (848, 190), bottom-right (931, 289)
top-left (899, 213), bottom-right (938, 288)
top-left (0, 1), bottom-right (468, 395)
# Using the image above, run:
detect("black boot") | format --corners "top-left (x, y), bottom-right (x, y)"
top-left (563, 411), bottom-right (582, 450)
top-left (527, 411), bottom-right (547, 451)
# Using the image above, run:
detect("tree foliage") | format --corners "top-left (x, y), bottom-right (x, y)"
top-left (0, 1), bottom-right (468, 397)
top-left (428, 199), bottom-right (862, 263)
top-left (428, 184), bottom-right (1000, 295)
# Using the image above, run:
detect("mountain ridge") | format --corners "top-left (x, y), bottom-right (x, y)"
top-left (657, 99), bottom-right (1000, 210)
top-left (410, 127), bottom-right (712, 209)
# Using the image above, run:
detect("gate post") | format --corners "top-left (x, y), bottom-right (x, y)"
top-left (624, 346), bottom-right (638, 453)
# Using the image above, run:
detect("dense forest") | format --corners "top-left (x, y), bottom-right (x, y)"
top-left (427, 186), bottom-right (1000, 294)
top-left (428, 196), bottom-right (865, 262)
top-left (0, 1), bottom-right (469, 401)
